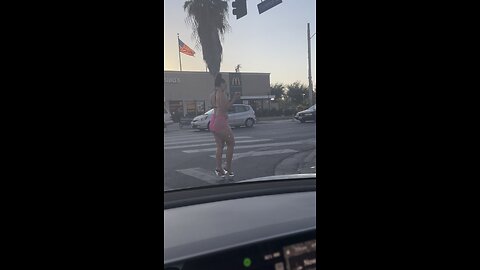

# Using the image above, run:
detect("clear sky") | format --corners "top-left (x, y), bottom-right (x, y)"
top-left (164, 0), bottom-right (316, 86)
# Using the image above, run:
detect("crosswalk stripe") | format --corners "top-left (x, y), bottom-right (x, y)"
top-left (164, 134), bottom-right (212, 141)
top-left (176, 167), bottom-right (222, 184)
top-left (209, 149), bottom-right (299, 160)
top-left (182, 141), bottom-right (306, 153)
top-left (164, 136), bottom-right (252, 146)
top-left (165, 139), bottom-right (272, 150)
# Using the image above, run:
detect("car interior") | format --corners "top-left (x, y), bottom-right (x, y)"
top-left (164, 1), bottom-right (316, 269)
top-left (164, 174), bottom-right (316, 270)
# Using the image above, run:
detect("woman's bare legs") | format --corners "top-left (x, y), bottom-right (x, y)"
top-left (224, 127), bottom-right (235, 174)
top-left (213, 132), bottom-right (225, 173)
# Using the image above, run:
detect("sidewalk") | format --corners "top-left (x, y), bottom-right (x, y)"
top-left (256, 116), bottom-right (295, 123)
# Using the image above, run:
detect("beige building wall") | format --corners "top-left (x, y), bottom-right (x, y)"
top-left (164, 71), bottom-right (270, 116)
top-left (239, 73), bottom-right (271, 96)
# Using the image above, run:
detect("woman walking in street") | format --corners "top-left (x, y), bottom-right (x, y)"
top-left (209, 74), bottom-right (241, 179)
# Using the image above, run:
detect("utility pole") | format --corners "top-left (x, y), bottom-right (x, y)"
top-left (307, 23), bottom-right (315, 106)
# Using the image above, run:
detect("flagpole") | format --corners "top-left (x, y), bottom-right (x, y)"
top-left (177, 33), bottom-right (182, 71)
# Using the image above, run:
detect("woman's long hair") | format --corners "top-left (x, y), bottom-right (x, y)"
top-left (211, 73), bottom-right (225, 108)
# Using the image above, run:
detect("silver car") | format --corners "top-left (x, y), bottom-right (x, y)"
top-left (191, 104), bottom-right (256, 130)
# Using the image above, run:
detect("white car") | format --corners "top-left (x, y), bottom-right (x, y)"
top-left (191, 104), bottom-right (256, 130)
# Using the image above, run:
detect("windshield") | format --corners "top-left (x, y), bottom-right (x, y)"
top-left (164, 0), bottom-right (316, 191)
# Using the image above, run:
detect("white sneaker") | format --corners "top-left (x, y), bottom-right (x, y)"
top-left (215, 168), bottom-right (226, 177)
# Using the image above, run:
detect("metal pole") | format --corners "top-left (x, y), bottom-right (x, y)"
top-left (307, 23), bottom-right (313, 106)
top-left (177, 33), bottom-right (182, 71)
top-left (268, 92), bottom-right (271, 112)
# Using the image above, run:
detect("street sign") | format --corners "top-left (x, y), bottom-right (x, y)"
top-left (257, 0), bottom-right (282, 14)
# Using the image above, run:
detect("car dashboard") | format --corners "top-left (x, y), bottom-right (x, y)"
top-left (164, 176), bottom-right (316, 270)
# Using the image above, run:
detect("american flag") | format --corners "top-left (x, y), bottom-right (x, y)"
top-left (178, 38), bottom-right (195, 57)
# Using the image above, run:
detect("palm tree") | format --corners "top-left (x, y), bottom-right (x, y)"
top-left (184, 0), bottom-right (230, 77)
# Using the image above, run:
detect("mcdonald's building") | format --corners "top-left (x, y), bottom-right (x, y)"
top-left (164, 71), bottom-right (273, 117)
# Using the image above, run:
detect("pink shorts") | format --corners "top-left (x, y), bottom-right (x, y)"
top-left (210, 114), bottom-right (228, 132)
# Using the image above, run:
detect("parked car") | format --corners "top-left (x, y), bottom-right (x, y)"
top-left (191, 104), bottom-right (256, 130)
top-left (294, 104), bottom-right (316, 123)
top-left (164, 104), bottom-right (173, 128)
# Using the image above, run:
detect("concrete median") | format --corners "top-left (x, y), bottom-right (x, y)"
top-left (274, 148), bottom-right (316, 175)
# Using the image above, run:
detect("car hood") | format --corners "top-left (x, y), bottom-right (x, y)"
top-left (297, 109), bottom-right (315, 114)
top-left (193, 114), bottom-right (209, 120)
top-left (239, 173), bottom-right (316, 183)
top-left (163, 174), bottom-right (316, 192)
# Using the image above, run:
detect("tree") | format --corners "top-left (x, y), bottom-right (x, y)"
top-left (270, 83), bottom-right (286, 100)
top-left (285, 81), bottom-right (308, 105)
top-left (184, 0), bottom-right (230, 77)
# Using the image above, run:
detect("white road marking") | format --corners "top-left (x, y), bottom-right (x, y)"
top-left (164, 136), bottom-right (252, 146)
top-left (164, 134), bottom-right (212, 141)
top-left (209, 149), bottom-right (299, 160)
top-left (182, 141), bottom-right (307, 153)
top-left (165, 139), bottom-right (272, 150)
top-left (176, 167), bottom-right (222, 184)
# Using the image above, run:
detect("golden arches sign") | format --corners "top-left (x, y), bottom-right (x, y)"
top-left (231, 77), bottom-right (241, 86)
top-left (229, 73), bottom-right (243, 102)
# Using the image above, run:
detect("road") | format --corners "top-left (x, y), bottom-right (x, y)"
top-left (164, 119), bottom-right (316, 190)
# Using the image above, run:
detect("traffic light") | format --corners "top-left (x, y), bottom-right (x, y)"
top-left (232, 0), bottom-right (247, 20)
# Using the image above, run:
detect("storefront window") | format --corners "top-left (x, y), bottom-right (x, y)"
top-left (196, 101), bottom-right (205, 114)
top-left (169, 100), bottom-right (183, 116)
top-left (185, 101), bottom-right (196, 117)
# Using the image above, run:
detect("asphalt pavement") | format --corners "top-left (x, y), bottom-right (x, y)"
top-left (164, 119), bottom-right (316, 190)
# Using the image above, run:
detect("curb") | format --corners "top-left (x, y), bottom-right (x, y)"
top-left (257, 117), bottom-right (295, 121)
top-left (164, 124), bottom-right (192, 133)
top-left (256, 118), bottom-right (296, 124)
